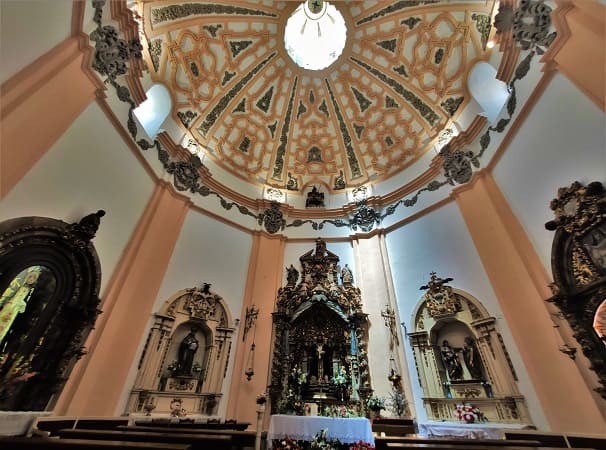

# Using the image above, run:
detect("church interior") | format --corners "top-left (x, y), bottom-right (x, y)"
top-left (1, 0), bottom-right (605, 448)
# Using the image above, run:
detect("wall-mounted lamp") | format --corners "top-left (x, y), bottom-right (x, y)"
top-left (243, 305), bottom-right (259, 342)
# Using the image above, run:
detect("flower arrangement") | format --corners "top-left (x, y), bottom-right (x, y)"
top-left (289, 364), bottom-right (307, 386)
top-left (310, 429), bottom-right (341, 450)
top-left (256, 392), bottom-right (267, 405)
top-left (389, 389), bottom-right (408, 417)
top-left (367, 396), bottom-right (385, 411)
top-left (454, 403), bottom-right (485, 423)
top-left (277, 387), bottom-right (304, 415)
top-left (349, 441), bottom-right (376, 450)
top-left (273, 437), bottom-right (302, 450)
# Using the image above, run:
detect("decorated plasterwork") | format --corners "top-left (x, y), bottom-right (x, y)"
top-left (420, 272), bottom-right (462, 317)
top-left (91, 0), bottom-right (557, 233)
top-left (135, 0), bottom-right (495, 191)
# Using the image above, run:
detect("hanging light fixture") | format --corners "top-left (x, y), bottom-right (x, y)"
top-left (245, 342), bottom-right (256, 381)
top-left (284, 0), bottom-right (347, 71)
top-left (243, 305), bottom-right (259, 380)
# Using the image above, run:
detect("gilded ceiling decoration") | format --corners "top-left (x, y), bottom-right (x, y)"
top-left (136, 0), bottom-right (494, 192)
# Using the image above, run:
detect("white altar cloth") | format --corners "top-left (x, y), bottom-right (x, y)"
top-left (0, 411), bottom-right (52, 436)
top-left (418, 421), bottom-right (528, 439)
top-left (268, 415), bottom-right (374, 448)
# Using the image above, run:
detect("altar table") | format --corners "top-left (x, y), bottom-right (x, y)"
top-left (418, 421), bottom-right (528, 439)
top-left (268, 414), bottom-right (374, 448)
top-left (0, 411), bottom-right (52, 436)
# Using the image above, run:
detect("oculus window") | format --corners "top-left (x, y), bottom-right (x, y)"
top-left (284, 0), bottom-right (347, 71)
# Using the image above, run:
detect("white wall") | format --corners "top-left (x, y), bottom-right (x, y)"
top-left (0, 0), bottom-right (73, 83)
top-left (493, 73), bottom-right (606, 273)
top-left (0, 101), bottom-right (155, 296)
top-left (385, 201), bottom-right (548, 428)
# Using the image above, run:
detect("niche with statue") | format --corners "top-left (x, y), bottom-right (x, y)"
top-left (408, 273), bottom-right (531, 424)
top-left (269, 239), bottom-right (373, 416)
top-left (126, 283), bottom-right (235, 416)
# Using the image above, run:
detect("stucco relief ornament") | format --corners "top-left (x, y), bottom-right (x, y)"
top-left (494, 0), bottom-right (556, 54)
top-left (259, 201), bottom-right (286, 234)
top-left (350, 200), bottom-right (380, 233)
top-left (89, 3), bottom-right (143, 83)
top-left (440, 144), bottom-right (479, 185)
top-left (185, 283), bottom-right (218, 320)
top-left (420, 272), bottom-right (461, 318)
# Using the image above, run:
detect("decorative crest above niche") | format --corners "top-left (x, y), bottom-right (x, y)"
top-left (419, 272), bottom-right (462, 318)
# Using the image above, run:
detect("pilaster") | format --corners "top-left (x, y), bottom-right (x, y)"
top-left (55, 181), bottom-right (192, 416)
top-left (226, 232), bottom-right (286, 430)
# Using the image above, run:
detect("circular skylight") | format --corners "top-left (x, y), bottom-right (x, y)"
top-left (284, 0), bottom-right (347, 71)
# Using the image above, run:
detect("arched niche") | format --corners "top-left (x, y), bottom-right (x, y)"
top-left (126, 283), bottom-right (235, 416)
top-left (0, 212), bottom-right (104, 411)
top-left (545, 180), bottom-right (606, 399)
top-left (408, 273), bottom-right (531, 424)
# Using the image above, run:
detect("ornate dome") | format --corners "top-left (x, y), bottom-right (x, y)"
top-left (132, 0), bottom-right (499, 204)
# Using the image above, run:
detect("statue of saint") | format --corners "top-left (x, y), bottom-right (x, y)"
top-left (441, 340), bottom-right (463, 380)
top-left (462, 336), bottom-right (484, 379)
top-left (0, 267), bottom-right (40, 346)
top-left (341, 264), bottom-right (353, 284)
top-left (286, 264), bottom-right (299, 286)
top-left (176, 329), bottom-right (199, 376)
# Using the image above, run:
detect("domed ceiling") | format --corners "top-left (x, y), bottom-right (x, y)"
top-left (135, 0), bottom-right (496, 194)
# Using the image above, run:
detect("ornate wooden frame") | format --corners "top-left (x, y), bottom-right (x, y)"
top-left (545, 181), bottom-right (606, 399)
top-left (0, 212), bottom-right (104, 410)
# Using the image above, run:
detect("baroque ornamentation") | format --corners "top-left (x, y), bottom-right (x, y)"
top-left (258, 201), bottom-right (285, 234)
top-left (185, 283), bottom-right (220, 320)
top-left (495, 0), bottom-right (556, 54)
top-left (545, 181), bottom-right (606, 398)
top-left (350, 200), bottom-right (380, 233)
top-left (92, 0), bottom-right (549, 233)
top-left (270, 240), bottom-right (372, 414)
top-left (151, 3), bottom-right (276, 24)
top-left (441, 144), bottom-right (480, 185)
top-left (89, 24), bottom-right (142, 82)
top-left (0, 213), bottom-right (103, 410)
top-left (420, 272), bottom-right (462, 318)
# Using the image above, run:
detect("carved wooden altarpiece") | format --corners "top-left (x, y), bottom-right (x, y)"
top-left (270, 239), bottom-right (371, 415)
top-left (545, 181), bottom-right (606, 399)
top-left (0, 212), bottom-right (104, 411)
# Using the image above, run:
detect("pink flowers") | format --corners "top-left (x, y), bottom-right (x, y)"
top-left (454, 403), bottom-right (484, 423)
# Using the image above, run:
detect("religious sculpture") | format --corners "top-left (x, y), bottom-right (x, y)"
top-left (340, 264), bottom-right (353, 284)
top-left (286, 264), bottom-right (299, 286)
top-left (441, 340), bottom-right (463, 380)
top-left (176, 329), bottom-right (199, 376)
top-left (462, 336), bottom-right (484, 379)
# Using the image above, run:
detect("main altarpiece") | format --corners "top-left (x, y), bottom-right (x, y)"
top-left (269, 240), bottom-right (372, 415)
